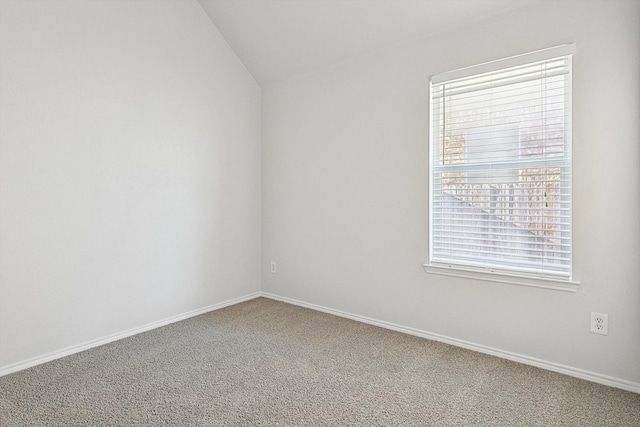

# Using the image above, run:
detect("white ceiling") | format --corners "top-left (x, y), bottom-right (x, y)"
top-left (197, 0), bottom-right (539, 86)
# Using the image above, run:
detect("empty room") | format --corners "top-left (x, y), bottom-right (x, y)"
top-left (1, 0), bottom-right (639, 425)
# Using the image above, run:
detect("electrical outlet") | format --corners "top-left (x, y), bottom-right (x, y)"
top-left (590, 312), bottom-right (608, 335)
top-left (270, 261), bottom-right (277, 274)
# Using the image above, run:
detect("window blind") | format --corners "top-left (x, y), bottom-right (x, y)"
top-left (429, 45), bottom-right (575, 279)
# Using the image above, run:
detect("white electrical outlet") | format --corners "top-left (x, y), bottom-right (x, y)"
top-left (270, 261), bottom-right (277, 274)
top-left (590, 312), bottom-right (608, 335)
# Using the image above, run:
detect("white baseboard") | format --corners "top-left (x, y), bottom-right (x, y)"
top-left (0, 292), bottom-right (261, 377)
top-left (4, 291), bottom-right (638, 394)
top-left (261, 292), bottom-right (640, 394)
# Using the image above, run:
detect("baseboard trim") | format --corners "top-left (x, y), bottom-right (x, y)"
top-left (0, 292), bottom-right (261, 377)
top-left (261, 292), bottom-right (640, 394)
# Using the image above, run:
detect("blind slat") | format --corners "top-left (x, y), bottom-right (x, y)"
top-left (431, 44), bottom-right (576, 83)
top-left (433, 68), bottom-right (568, 98)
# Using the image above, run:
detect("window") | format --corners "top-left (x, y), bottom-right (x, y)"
top-left (428, 45), bottom-right (576, 287)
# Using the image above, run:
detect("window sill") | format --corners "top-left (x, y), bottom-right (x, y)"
top-left (423, 263), bottom-right (580, 292)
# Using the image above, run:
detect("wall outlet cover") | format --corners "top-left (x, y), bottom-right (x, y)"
top-left (590, 312), bottom-right (608, 335)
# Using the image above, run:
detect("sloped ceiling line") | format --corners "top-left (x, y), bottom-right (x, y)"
top-left (197, 0), bottom-right (539, 86)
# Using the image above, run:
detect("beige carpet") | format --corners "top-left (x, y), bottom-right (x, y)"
top-left (1, 297), bottom-right (638, 426)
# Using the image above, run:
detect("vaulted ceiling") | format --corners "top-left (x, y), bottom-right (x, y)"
top-left (197, 0), bottom-right (539, 85)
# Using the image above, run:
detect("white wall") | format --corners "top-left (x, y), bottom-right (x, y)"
top-left (262, 0), bottom-right (640, 387)
top-left (0, 0), bottom-right (261, 370)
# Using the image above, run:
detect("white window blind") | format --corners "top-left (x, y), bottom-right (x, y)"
top-left (429, 45), bottom-right (575, 280)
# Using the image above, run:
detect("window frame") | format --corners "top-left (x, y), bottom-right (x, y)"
top-left (425, 45), bottom-right (579, 291)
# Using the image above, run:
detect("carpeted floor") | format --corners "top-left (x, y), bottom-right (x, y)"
top-left (1, 297), bottom-right (638, 426)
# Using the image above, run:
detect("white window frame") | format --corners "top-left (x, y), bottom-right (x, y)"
top-left (424, 45), bottom-right (579, 291)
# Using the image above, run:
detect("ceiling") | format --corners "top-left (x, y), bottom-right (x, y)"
top-left (197, 0), bottom-right (538, 86)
